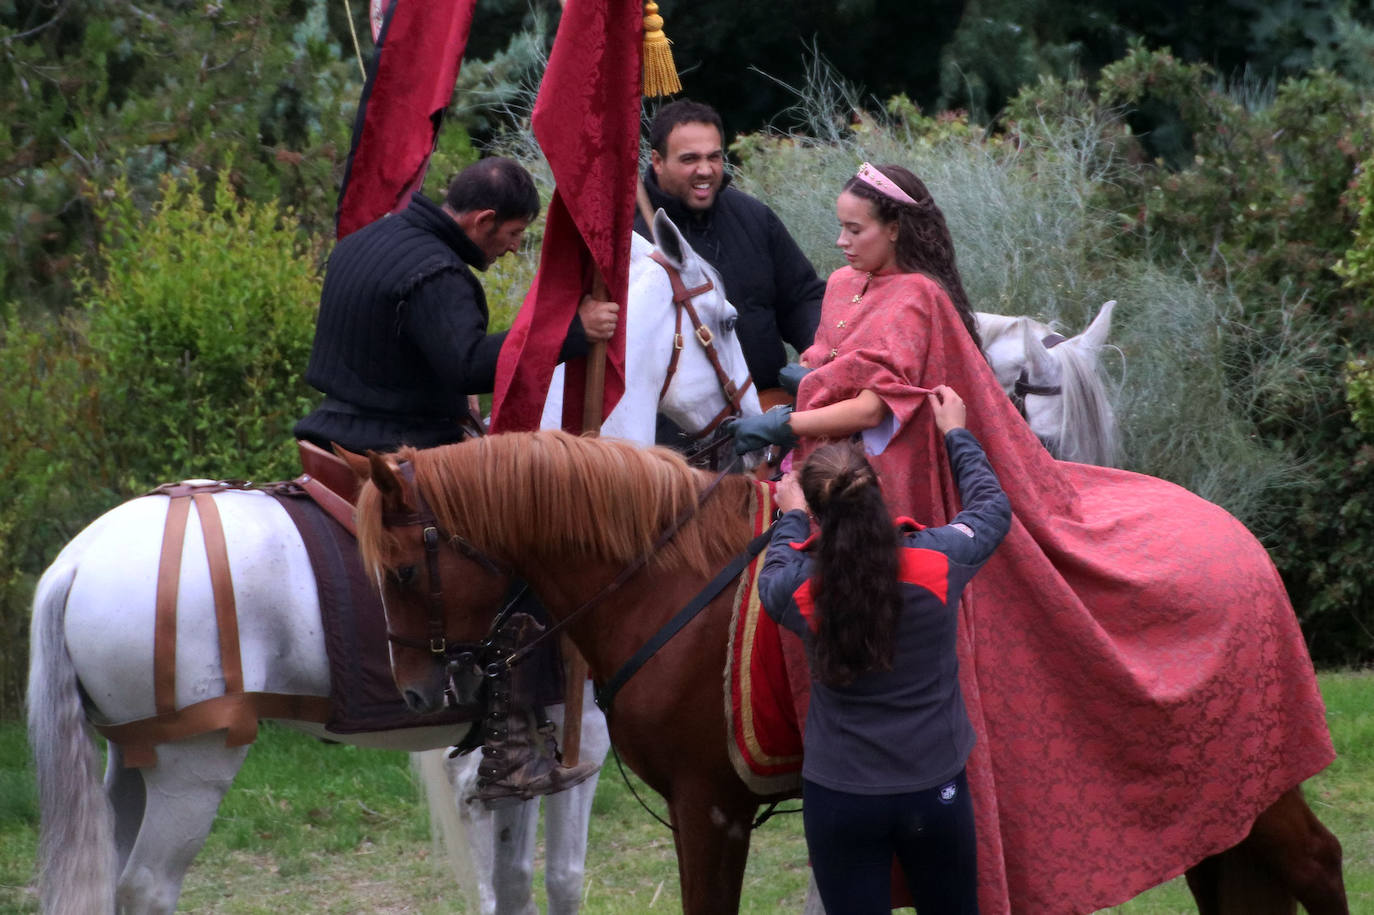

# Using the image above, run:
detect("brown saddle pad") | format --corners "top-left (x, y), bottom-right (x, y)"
top-left (273, 486), bottom-right (564, 735)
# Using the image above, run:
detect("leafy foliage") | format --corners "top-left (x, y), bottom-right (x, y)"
top-left (936, 0), bottom-right (1374, 121)
top-left (1, 0), bottom-right (363, 313)
top-left (0, 172), bottom-right (321, 717)
top-left (82, 172), bottom-right (322, 487)
top-left (1336, 155), bottom-right (1374, 301)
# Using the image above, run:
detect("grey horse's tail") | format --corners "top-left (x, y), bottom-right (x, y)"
top-left (27, 561), bottom-right (116, 914)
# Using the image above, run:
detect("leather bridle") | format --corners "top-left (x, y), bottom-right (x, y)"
top-left (649, 251), bottom-right (755, 441)
top-left (1011, 331), bottom-right (1066, 417)
top-left (380, 459), bottom-right (736, 680)
top-left (381, 462), bottom-right (512, 660)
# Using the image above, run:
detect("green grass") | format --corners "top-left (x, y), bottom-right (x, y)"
top-left (3, 671), bottom-right (1370, 913)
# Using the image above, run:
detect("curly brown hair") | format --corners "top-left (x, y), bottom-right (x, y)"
top-left (842, 164), bottom-right (982, 350)
top-left (799, 441), bottom-right (902, 687)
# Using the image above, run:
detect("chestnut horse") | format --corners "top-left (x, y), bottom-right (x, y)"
top-left (353, 430), bottom-right (1346, 915)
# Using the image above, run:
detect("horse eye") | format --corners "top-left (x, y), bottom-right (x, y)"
top-left (394, 566), bottom-right (416, 586)
top-left (722, 316), bottom-right (737, 333)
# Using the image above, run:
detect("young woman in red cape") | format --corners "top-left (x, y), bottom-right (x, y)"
top-left (731, 164), bottom-right (1339, 913)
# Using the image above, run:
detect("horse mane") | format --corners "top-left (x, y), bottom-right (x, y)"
top-left (358, 430), bottom-right (754, 579)
top-left (1050, 341), bottom-right (1118, 467)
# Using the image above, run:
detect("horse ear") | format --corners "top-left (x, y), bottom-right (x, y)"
top-left (1077, 300), bottom-right (1116, 351)
top-left (652, 208), bottom-right (688, 269)
top-left (1022, 320), bottom-right (1057, 379)
top-left (333, 444), bottom-right (372, 482)
top-left (366, 451), bottom-right (413, 514)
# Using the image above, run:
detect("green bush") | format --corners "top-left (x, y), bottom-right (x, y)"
top-left (0, 171), bottom-right (323, 716)
top-left (1349, 359), bottom-right (1374, 438)
top-left (1336, 155), bottom-right (1374, 301)
top-left (2, 0), bottom-right (359, 309)
top-left (82, 172), bottom-right (322, 488)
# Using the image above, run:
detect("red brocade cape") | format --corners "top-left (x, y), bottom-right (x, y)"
top-left (791, 267), bottom-right (1334, 913)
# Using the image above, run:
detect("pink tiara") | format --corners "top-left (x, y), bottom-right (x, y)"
top-left (854, 162), bottom-right (917, 206)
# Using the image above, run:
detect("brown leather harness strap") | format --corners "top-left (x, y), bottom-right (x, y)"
top-left (295, 473), bottom-right (357, 536)
top-left (647, 251), bottom-right (755, 437)
top-left (651, 252), bottom-right (717, 403)
top-left (191, 492), bottom-right (258, 749)
top-left (96, 692), bottom-right (332, 768)
top-left (154, 495), bottom-right (191, 716)
top-left (108, 481), bottom-right (336, 767)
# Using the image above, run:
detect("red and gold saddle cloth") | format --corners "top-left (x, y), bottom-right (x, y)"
top-left (724, 481), bottom-right (805, 796)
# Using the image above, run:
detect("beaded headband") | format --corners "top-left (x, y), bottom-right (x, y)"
top-left (854, 162), bottom-right (917, 207)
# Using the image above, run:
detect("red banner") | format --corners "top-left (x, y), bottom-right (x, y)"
top-left (335, 0), bottom-right (477, 239)
top-left (489, 0), bottom-right (642, 433)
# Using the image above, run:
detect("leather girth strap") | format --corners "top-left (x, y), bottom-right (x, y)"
top-left (95, 484), bottom-right (331, 767)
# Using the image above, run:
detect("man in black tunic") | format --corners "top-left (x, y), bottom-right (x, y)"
top-left (295, 157), bottom-right (614, 805)
top-left (295, 156), bottom-right (618, 453)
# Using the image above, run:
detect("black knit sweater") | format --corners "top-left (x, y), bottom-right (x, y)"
top-left (294, 194), bottom-right (587, 452)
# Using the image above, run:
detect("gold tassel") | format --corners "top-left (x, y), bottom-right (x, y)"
top-left (642, 1), bottom-right (682, 98)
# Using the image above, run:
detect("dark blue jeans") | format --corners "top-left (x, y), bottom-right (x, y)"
top-left (803, 769), bottom-right (978, 915)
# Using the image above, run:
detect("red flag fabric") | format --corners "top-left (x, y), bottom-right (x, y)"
top-left (335, 0), bottom-right (477, 239)
top-left (489, 0), bottom-right (642, 433)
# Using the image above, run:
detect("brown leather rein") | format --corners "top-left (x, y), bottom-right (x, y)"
top-left (648, 250), bottom-right (755, 441)
top-left (1011, 331), bottom-right (1066, 413)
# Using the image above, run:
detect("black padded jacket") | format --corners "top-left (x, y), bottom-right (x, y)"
top-left (294, 194), bottom-right (588, 453)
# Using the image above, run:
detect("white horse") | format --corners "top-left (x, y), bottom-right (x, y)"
top-left (25, 209), bottom-right (759, 915)
top-left (976, 300), bottom-right (1118, 467)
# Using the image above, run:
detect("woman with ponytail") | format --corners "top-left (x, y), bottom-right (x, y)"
top-left (758, 385), bottom-right (1010, 915)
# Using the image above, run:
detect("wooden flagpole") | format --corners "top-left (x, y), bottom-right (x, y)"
top-left (561, 0), bottom-right (681, 773)
top-left (561, 271), bottom-right (608, 769)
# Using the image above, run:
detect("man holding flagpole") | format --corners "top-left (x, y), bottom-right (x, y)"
top-left (318, 0), bottom-right (686, 809)
top-left (294, 157), bottom-right (619, 456)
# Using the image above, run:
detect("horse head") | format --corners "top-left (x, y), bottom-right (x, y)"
top-left (642, 209), bottom-right (762, 443)
top-left (977, 300), bottom-right (1118, 466)
top-left (537, 212), bottom-right (761, 460)
top-left (354, 448), bottom-right (513, 715)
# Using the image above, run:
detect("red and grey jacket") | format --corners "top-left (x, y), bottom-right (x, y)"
top-left (758, 427), bottom-right (1011, 794)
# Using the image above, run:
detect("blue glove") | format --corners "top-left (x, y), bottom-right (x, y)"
top-left (777, 363), bottom-right (812, 397)
top-left (727, 405), bottom-right (797, 455)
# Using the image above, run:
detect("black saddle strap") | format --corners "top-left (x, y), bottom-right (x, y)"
top-left (594, 525), bottom-right (774, 715)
